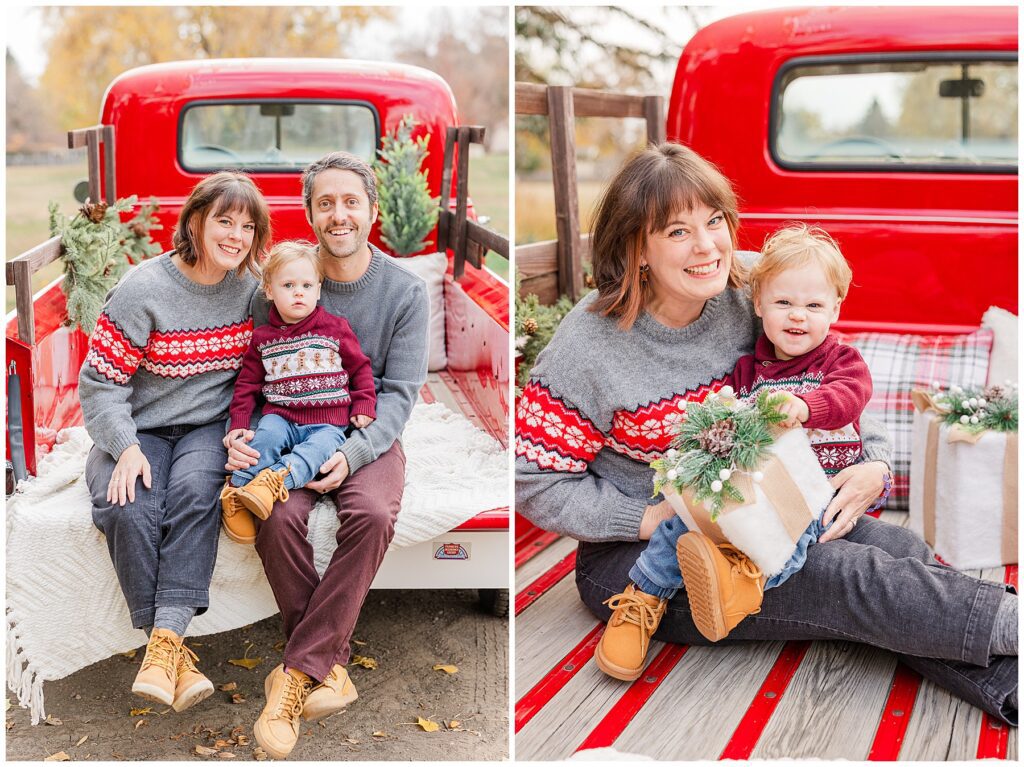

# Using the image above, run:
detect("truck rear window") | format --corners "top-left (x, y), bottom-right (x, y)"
top-left (773, 55), bottom-right (1017, 172)
top-left (179, 101), bottom-right (379, 172)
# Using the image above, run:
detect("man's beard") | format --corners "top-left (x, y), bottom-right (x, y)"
top-left (317, 227), bottom-right (368, 261)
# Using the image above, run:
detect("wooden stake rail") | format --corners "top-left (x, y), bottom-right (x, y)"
top-left (515, 82), bottom-right (665, 304)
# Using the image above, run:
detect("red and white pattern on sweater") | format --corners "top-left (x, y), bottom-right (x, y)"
top-left (515, 376), bottom-right (729, 471)
top-left (139, 319), bottom-right (254, 379)
top-left (86, 313), bottom-right (147, 384)
top-left (259, 334), bottom-right (351, 407)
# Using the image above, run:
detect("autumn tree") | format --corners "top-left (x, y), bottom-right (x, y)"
top-left (6, 50), bottom-right (61, 151)
top-left (39, 6), bottom-right (391, 131)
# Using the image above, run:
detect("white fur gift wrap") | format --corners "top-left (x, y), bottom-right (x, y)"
top-left (664, 428), bottom-right (835, 576)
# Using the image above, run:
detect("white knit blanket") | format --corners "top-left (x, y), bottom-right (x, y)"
top-left (6, 402), bottom-right (507, 724)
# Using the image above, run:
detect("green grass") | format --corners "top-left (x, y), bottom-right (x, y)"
top-left (468, 152), bottom-right (509, 280)
top-left (6, 161), bottom-right (89, 312)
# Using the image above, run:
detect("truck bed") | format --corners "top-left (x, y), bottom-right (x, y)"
top-left (514, 514), bottom-right (1016, 761)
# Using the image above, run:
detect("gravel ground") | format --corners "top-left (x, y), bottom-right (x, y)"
top-left (6, 589), bottom-right (508, 761)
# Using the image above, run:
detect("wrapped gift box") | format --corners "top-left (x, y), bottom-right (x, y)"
top-left (663, 428), bottom-right (835, 576)
top-left (909, 390), bottom-right (1018, 569)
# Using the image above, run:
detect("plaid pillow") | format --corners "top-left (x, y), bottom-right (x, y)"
top-left (834, 328), bottom-right (993, 510)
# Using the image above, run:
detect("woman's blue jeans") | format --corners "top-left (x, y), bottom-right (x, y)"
top-left (87, 421), bottom-right (227, 630)
top-left (630, 512), bottom-right (828, 598)
top-left (229, 414), bottom-right (348, 491)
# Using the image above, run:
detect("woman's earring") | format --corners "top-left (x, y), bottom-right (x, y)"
top-left (639, 263), bottom-right (650, 285)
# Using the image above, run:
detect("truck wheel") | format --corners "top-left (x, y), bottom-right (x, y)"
top-left (478, 588), bottom-right (509, 618)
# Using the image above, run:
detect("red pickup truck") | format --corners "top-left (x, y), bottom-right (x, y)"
top-left (516, 6), bottom-right (1017, 760)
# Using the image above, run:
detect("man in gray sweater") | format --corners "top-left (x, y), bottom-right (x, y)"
top-left (227, 152), bottom-right (428, 759)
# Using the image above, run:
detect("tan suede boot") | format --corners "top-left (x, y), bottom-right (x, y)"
top-left (302, 664), bottom-right (358, 721)
top-left (235, 467), bottom-right (290, 520)
top-left (593, 584), bottom-right (667, 681)
top-left (677, 531), bottom-right (765, 642)
top-left (221, 480), bottom-right (257, 544)
top-left (254, 664), bottom-right (312, 760)
top-left (171, 642), bottom-right (214, 712)
top-left (131, 628), bottom-right (181, 706)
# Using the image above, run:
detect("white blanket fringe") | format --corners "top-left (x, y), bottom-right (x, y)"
top-left (6, 401), bottom-right (507, 724)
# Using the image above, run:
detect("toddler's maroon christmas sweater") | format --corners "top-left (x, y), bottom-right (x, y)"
top-left (730, 333), bottom-right (873, 475)
top-left (229, 305), bottom-right (376, 431)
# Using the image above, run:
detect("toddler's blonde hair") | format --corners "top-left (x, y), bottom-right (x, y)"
top-left (260, 240), bottom-right (323, 293)
top-left (750, 224), bottom-right (852, 302)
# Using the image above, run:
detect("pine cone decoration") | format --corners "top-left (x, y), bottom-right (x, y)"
top-left (984, 384), bottom-right (1006, 401)
top-left (79, 200), bottom-right (109, 223)
top-left (698, 418), bottom-right (736, 457)
top-left (129, 222), bottom-right (148, 238)
top-left (522, 317), bottom-right (539, 335)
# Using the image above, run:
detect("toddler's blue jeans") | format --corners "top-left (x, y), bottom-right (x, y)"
top-left (230, 414), bottom-right (348, 491)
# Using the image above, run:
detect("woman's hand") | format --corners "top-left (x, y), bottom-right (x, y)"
top-left (639, 499), bottom-right (677, 540)
top-left (818, 460), bottom-right (888, 542)
top-left (107, 444), bottom-right (151, 506)
top-left (224, 429), bottom-right (260, 472)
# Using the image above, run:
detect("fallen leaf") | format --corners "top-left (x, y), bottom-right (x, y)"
top-left (5, 699), bottom-right (10, 711)
top-left (191, 641), bottom-right (204, 647)
top-left (416, 717), bottom-right (440, 733)
top-left (230, 693), bottom-right (246, 704)
top-left (372, 731), bottom-right (388, 738)
top-left (75, 735), bottom-right (89, 747)
top-left (119, 650), bottom-right (137, 660)
top-left (432, 664), bottom-right (458, 674)
top-left (136, 719), bottom-right (149, 730)
top-left (235, 735), bottom-right (250, 746)
top-left (272, 641), bottom-right (286, 652)
top-left (216, 753), bottom-right (236, 759)
top-left (449, 720), bottom-right (461, 729)
top-left (45, 715), bottom-right (63, 726)
top-left (6, 721), bottom-right (15, 731)
top-left (214, 740), bottom-right (230, 749)
top-left (44, 751), bottom-right (70, 762)
top-left (218, 682), bottom-right (237, 692)
top-left (344, 737), bottom-right (359, 744)
top-left (195, 745), bottom-right (218, 755)
top-left (129, 708), bottom-right (152, 717)
top-left (227, 657), bottom-right (261, 670)
top-left (350, 655), bottom-right (378, 670)
top-left (352, 639), bottom-right (367, 646)
top-left (252, 747), bottom-right (268, 761)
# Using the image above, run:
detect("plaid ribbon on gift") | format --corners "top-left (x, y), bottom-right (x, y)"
top-left (834, 328), bottom-right (993, 510)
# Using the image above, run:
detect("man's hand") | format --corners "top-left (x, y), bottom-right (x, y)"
top-left (225, 429), bottom-right (260, 472)
top-left (350, 414), bottom-right (375, 429)
top-left (306, 451), bottom-right (350, 493)
top-left (775, 392), bottom-right (810, 428)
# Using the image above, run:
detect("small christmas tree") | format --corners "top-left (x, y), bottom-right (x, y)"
top-left (374, 115), bottom-right (439, 257)
top-left (49, 195), bottom-right (162, 333)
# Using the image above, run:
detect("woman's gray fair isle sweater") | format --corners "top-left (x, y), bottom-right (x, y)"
top-left (514, 287), bottom-right (893, 543)
top-left (250, 244), bottom-right (429, 475)
top-left (79, 254), bottom-right (259, 459)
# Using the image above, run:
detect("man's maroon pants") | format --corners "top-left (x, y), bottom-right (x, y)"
top-left (255, 441), bottom-right (405, 682)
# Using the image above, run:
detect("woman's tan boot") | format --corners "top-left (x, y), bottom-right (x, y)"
top-left (173, 643), bottom-right (215, 712)
top-left (131, 628), bottom-right (182, 706)
top-left (677, 532), bottom-right (765, 642)
top-left (594, 584), bottom-right (667, 681)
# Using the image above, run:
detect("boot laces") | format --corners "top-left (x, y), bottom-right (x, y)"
top-left (718, 544), bottom-right (765, 614)
top-left (273, 672), bottom-right (311, 720)
top-left (176, 643), bottom-right (201, 675)
top-left (262, 469), bottom-right (290, 502)
top-left (141, 633), bottom-right (179, 676)
top-left (602, 591), bottom-right (663, 635)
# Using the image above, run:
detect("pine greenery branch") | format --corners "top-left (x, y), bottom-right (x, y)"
top-left (513, 269), bottom-right (582, 393)
top-left (49, 195), bottom-right (162, 333)
top-left (931, 383), bottom-right (1018, 434)
top-left (374, 114), bottom-right (439, 257)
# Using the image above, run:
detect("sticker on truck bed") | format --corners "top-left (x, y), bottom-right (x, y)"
top-left (433, 542), bottom-right (471, 561)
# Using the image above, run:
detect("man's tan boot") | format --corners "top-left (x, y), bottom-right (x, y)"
top-left (594, 584), bottom-right (667, 681)
top-left (254, 664), bottom-right (312, 760)
top-left (131, 628), bottom-right (181, 706)
top-left (221, 480), bottom-right (257, 544)
top-left (302, 664), bottom-right (358, 722)
top-left (172, 643), bottom-right (215, 712)
top-left (677, 531), bottom-right (765, 642)
top-left (235, 467), bottom-right (290, 520)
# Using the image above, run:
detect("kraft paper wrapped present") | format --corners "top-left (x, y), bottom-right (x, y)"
top-left (662, 428), bottom-right (836, 577)
top-left (909, 390), bottom-right (1018, 569)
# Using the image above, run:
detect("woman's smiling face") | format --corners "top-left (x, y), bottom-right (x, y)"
top-left (199, 207), bottom-right (255, 272)
top-left (642, 203), bottom-right (734, 314)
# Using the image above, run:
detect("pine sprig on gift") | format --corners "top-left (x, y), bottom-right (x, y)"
top-left (929, 382), bottom-right (1018, 434)
top-left (49, 195), bottom-right (162, 333)
top-left (651, 388), bottom-right (788, 520)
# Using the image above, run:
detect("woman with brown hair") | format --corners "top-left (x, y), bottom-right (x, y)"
top-left (514, 143), bottom-right (1017, 722)
top-left (80, 172), bottom-right (271, 712)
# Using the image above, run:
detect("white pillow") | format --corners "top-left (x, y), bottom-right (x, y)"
top-left (982, 306), bottom-right (1018, 386)
top-left (393, 251), bottom-right (447, 371)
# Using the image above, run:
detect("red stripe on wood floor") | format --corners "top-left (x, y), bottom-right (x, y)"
top-left (515, 530), bottom-right (562, 569)
top-left (867, 664), bottom-right (922, 760)
top-left (975, 564), bottom-right (1017, 759)
top-left (719, 641), bottom-right (811, 759)
top-left (514, 622), bottom-right (604, 733)
top-left (575, 643), bottom-right (689, 752)
top-left (515, 550), bottom-right (577, 616)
